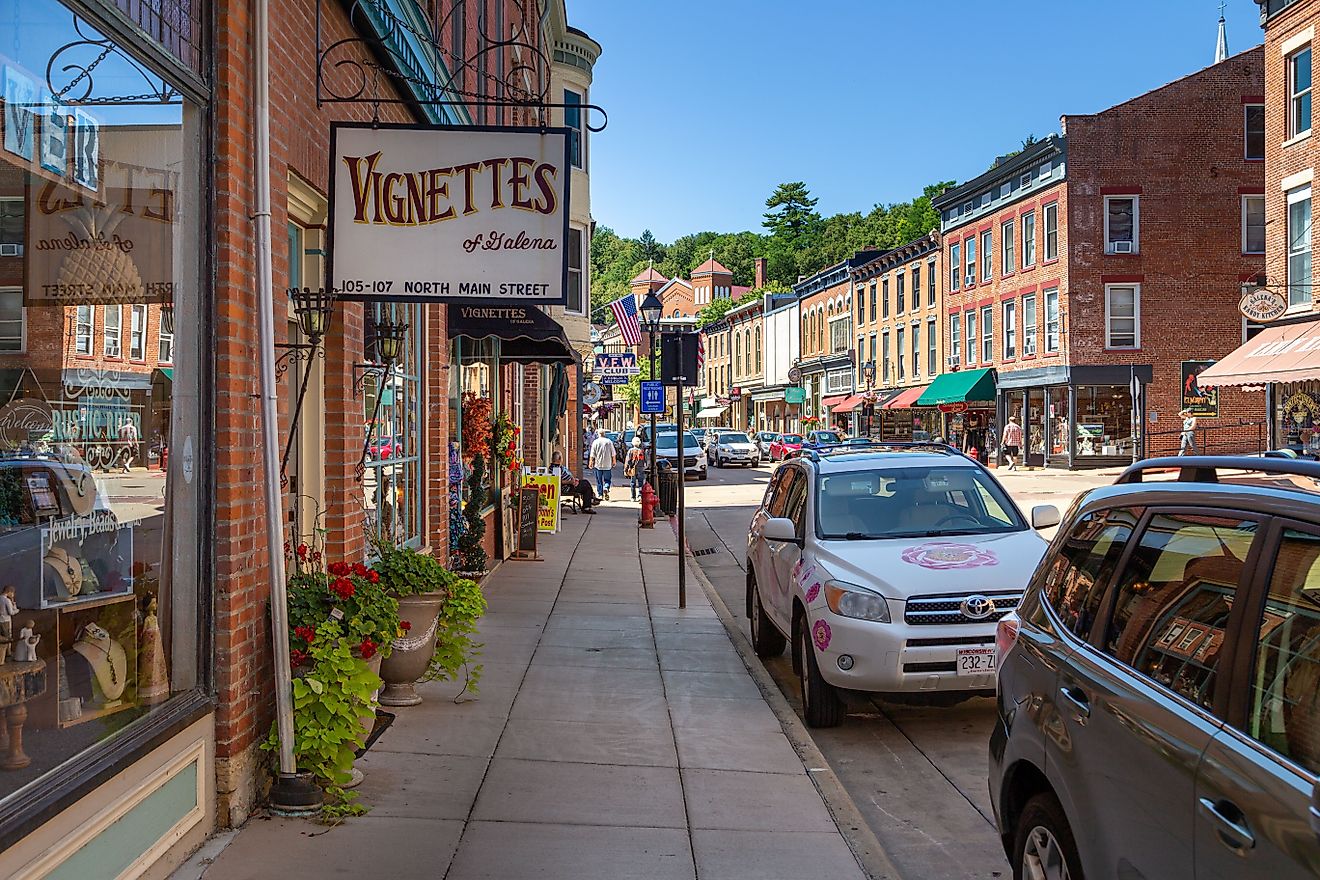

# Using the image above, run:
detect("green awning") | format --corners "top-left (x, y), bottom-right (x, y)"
top-left (157, 368), bottom-right (173, 382)
top-left (916, 368), bottom-right (996, 406)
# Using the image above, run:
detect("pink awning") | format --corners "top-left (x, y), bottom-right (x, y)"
top-left (821, 394), bottom-right (851, 409)
top-left (831, 394), bottom-right (866, 413)
top-left (1198, 322), bottom-right (1320, 386)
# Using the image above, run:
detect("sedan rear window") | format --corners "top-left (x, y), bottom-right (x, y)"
top-left (815, 466), bottom-right (1025, 539)
top-left (781, 435), bottom-right (803, 444)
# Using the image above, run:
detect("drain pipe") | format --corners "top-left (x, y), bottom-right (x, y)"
top-left (253, 0), bottom-right (320, 812)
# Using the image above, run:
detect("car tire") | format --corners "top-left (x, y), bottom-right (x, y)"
top-left (1012, 792), bottom-right (1084, 880)
top-left (699, 471), bottom-right (708, 481)
top-left (749, 574), bottom-right (786, 658)
top-left (798, 617), bottom-right (842, 728)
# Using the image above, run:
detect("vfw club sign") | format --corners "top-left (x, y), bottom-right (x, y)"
top-left (330, 123), bottom-right (571, 304)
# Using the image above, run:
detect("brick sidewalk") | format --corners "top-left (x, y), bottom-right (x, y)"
top-left (182, 502), bottom-right (868, 880)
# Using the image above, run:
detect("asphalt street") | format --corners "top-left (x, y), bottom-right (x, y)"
top-left (651, 454), bottom-right (1118, 880)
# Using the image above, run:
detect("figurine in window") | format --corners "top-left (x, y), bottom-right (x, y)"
top-left (14, 619), bottom-right (39, 663)
top-left (0, 585), bottom-right (16, 664)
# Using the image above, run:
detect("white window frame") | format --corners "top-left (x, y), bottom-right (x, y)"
top-left (911, 321), bottom-right (921, 377)
top-left (1290, 46), bottom-right (1313, 141)
top-left (965, 309), bottom-right (977, 365)
top-left (129, 303), bottom-right (147, 360)
top-left (1003, 300), bottom-right (1016, 359)
top-left (949, 315), bottom-right (960, 363)
top-left (0, 287), bottom-right (24, 353)
top-left (75, 305), bottom-right (93, 355)
top-left (1104, 283), bottom-right (1141, 349)
top-left (1242, 194), bottom-right (1266, 255)
top-left (981, 304), bottom-right (993, 363)
top-left (1288, 184), bottom-right (1313, 310)
top-left (1022, 211), bottom-right (1037, 267)
top-left (1002, 218), bottom-right (1015, 275)
top-left (981, 229), bottom-right (993, 281)
top-left (1022, 294), bottom-right (1038, 356)
top-left (1044, 288), bottom-right (1061, 353)
top-left (103, 304), bottom-right (122, 358)
top-left (964, 237), bottom-right (976, 286)
top-left (896, 325), bottom-right (906, 381)
top-left (1103, 195), bottom-right (1139, 254)
top-left (566, 225), bottom-right (586, 315)
top-left (1245, 103), bottom-right (1266, 160)
top-left (1044, 201), bottom-right (1060, 260)
top-left (927, 318), bottom-right (937, 374)
top-left (949, 245), bottom-right (960, 291)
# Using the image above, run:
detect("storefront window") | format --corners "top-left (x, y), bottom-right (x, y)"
top-left (451, 337), bottom-right (499, 503)
top-left (0, 0), bottom-right (203, 807)
top-left (1074, 385), bottom-right (1134, 457)
top-left (1050, 387), bottom-right (1071, 457)
top-left (364, 304), bottom-right (421, 547)
top-left (1277, 383), bottom-right (1320, 454)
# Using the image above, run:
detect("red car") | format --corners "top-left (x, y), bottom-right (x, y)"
top-left (769, 433), bottom-right (804, 461)
top-left (369, 436), bottom-right (402, 460)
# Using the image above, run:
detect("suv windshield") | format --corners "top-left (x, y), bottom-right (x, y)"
top-left (719, 433), bottom-right (750, 444)
top-left (815, 465), bottom-right (1026, 539)
top-left (657, 432), bottom-right (702, 448)
top-left (812, 431), bottom-right (842, 444)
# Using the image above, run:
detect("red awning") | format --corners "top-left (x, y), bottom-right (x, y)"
top-left (1198, 322), bottom-right (1320, 386)
top-left (831, 394), bottom-right (866, 413)
top-left (821, 394), bottom-right (851, 409)
top-left (884, 384), bottom-right (930, 409)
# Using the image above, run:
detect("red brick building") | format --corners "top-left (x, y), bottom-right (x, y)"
top-left (932, 49), bottom-right (1265, 467)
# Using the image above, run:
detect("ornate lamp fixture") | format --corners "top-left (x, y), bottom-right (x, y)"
top-left (639, 291), bottom-right (663, 332)
top-left (276, 287), bottom-right (338, 482)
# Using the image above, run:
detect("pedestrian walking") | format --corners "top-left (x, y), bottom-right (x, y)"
top-left (1179, 408), bottom-right (1198, 455)
top-left (550, 450), bottom-right (598, 514)
top-left (625, 436), bottom-right (646, 500)
top-left (589, 430), bottom-right (617, 500)
top-left (1002, 416), bottom-right (1024, 471)
top-left (117, 419), bottom-right (139, 473)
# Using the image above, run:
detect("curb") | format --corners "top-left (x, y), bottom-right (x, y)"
top-left (683, 546), bottom-right (904, 880)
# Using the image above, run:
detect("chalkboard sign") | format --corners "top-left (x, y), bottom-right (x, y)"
top-left (517, 487), bottom-right (539, 555)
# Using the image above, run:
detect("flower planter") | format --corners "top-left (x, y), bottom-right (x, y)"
top-left (378, 593), bottom-right (445, 706)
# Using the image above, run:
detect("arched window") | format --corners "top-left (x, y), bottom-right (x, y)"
top-left (817, 308), bottom-right (825, 352)
top-left (755, 326), bottom-right (762, 372)
top-left (744, 331), bottom-right (751, 374)
top-left (735, 330), bottom-right (742, 373)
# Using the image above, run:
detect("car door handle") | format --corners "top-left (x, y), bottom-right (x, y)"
top-left (1058, 686), bottom-right (1090, 721)
top-left (1199, 797), bottom-right (1256, 851)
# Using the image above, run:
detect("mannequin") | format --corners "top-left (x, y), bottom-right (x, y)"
top-left (70, 622), bottom-right (127, 705)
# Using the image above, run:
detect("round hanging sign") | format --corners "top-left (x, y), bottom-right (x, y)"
top-left (788, 366), bottom-right (802, 383)
top-left (1239, 287), bottom-right (1288, 323)
top-left (0, 398), bottom-right (53, 449)
top-left (582, 382), bottom-right (602, 406)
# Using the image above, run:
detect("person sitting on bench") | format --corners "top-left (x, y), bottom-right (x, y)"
top-left (550, 450), bottom-right (598, 514)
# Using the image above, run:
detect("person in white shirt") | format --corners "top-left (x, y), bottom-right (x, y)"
top-left (589, 432), bottom-right (617, 500)
top-left (1179, 409), bottom-right (1197, 455)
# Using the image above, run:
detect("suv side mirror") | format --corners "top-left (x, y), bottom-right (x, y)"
top-left (1031, 505), bottom-right (1061, 530)
top-left (763, 516), bottom-right (802, 546)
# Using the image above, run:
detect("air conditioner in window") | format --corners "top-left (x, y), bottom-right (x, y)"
top-left (946, 355), bottom-right (961, 367)
top-left (0, 244), bottom-right (20, 257)
top-left (1023, 341), bottom-right (1037, 356)
top-left (1111, 241), bottom-right (1134, 254)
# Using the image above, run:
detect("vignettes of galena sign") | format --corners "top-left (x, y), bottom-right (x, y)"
top-left (329, 124), bottom-right (571, 305)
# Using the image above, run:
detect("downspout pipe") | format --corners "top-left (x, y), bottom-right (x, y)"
top-left (254, 0), bottom-right (321, 812)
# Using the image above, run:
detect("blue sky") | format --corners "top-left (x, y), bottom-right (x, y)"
top-left (573, 0), bottom-right (1264, 242)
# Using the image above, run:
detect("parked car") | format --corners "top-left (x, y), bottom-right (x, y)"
top-left (653, 430), bottom-right (707, 480)
top-left (615, 429), bottom-right (636, 460)
top-left (802, 429), bottom-right (844, 453)
top-left (708, 432), bottom-right (761, 468)
top-left (754, 432), bottom-right (780, 458)
top-left (746, 445), bottom-right (1057, 727)
top-left (369, 436), bottom-right (402, 460)
top-left (701, 426), bottom-right (733, 450)
top-left (769, 434), bottom-right (804, 461)
top-left (991, 456), bottom-right (1320, 880)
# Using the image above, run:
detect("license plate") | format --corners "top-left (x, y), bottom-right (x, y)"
top-left (956, 647), bottom-right (997, 676)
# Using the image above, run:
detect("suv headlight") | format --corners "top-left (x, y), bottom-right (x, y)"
top-left (823, 581), bottom-right (891, 622)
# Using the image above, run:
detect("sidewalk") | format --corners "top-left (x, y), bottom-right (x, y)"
top-left (184, 502), bottom-right (870, 880)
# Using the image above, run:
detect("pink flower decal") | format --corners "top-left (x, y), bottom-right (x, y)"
top-left (792, 558), bottom-right (803, 580)
top-left (900, 542), bottom-right (999, 570)
top-left (812, 619), bottom-right (832, 651)
top-left (805, 581), bottom-right (821, 602)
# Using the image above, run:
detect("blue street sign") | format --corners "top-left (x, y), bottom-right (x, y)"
top-left (640, 380), bottom-right (665, 415)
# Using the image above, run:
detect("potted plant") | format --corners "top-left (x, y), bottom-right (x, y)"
top-left (287, 545), bottom-right (400, 676)
top-left (372, 543), bottom-right (451, 706)
top-left (453, 454), bottom-right (489, 577)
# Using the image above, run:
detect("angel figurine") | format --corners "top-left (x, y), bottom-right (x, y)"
top-left (14, 619), bottom-right (39, 663)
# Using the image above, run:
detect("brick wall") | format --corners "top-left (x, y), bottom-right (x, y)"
top-left (799, 278), bottom-right (850, 360)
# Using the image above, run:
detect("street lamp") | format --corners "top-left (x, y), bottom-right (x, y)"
top-left (861, 359), bottom-right (876, 437)
top-left (639, 291), bottom-right (663, 490)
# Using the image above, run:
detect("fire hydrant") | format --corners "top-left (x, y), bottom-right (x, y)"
top-left (639, 481), bottom-right (658, 529)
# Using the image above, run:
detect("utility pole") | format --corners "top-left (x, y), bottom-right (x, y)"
top-left (675, 366), bottom-right (687, 610)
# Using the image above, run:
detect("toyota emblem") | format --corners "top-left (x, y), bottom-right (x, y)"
top-left (960, 594), bottom-right (996, 621)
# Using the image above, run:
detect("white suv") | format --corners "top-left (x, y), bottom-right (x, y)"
top-left (745, 444), bottom-right (1059, 726)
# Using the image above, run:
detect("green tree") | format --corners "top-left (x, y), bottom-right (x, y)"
top-left (762, 181), bottom-right (821, 248)
top-left (637, 229), bottom-right (666, 264)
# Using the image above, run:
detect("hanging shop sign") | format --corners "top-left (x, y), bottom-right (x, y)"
top-left (784, 387), bottom-right (805, 405)
top-left (582, 382), bottom-right (602, 406)
top-left (939, 401), bottom-right (969, 414)
top-left (1239, 287), bottom-right (1288, 323)
top-left (595, 352), bottom-right (638, 384)
top-left (1181, 360), bottom-right (1219, 418)
top-left (330, 123), bottom-right (571, 304)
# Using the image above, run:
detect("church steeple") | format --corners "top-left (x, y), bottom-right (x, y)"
top-left (1215, 1), bottom-right (1228, 64)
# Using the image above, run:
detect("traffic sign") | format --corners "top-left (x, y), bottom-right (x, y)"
top-left (640, 380), bottom-right (665, 414)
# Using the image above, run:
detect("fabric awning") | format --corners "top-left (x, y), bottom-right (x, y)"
top-left (821, 394), bottom-right (851, 409)
top-left (696, 405), bottom-right (728, 419)
top-left (156, 367), bottom-right (174, 382)
top-left (916, 368), bottom-right (996, 406)
top-left (831, 394), bottom-right (866, 414)
top-left (1198, 321), bottom-right (1320, 386)
top-left (884, 384), bottom-right (930, 409)
top-left (62, 368), bottom-right (154, 391)
top-left (447, 304), bottom-right (577, 364)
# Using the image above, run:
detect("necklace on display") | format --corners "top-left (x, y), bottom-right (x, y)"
top-left (81, 638), bottom-right (118, 685)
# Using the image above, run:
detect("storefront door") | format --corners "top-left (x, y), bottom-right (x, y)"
top-left (1026, 388), bottom-right (1047, 468)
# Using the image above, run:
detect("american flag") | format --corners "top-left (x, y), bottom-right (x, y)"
top-left (696, 332), bottom-right (705, 369)
top-left (610, 294), bottom-right (641, 346)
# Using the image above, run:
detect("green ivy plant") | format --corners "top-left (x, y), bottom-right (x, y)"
top-left (424, 575), bottom-right (486, 701)
top-left (262, 618), bottom-right (381, 810)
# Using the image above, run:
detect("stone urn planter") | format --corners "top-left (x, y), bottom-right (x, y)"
top-left (378, 593), bottom-right (446, 706)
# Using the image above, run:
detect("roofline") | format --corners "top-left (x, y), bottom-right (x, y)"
top-left (853, 231), bottom-right (941, 280)
top-left (1063, 44), bottom-right (1263, 123)
top-left (931, 136), bottom-right (1066, 210)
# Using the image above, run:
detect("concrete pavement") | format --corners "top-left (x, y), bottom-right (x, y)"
top-left (183, 500), bottom-right (873, 880)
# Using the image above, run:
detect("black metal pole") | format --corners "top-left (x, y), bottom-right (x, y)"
top-left (675, 365), bottom-right (687, 610)
top-left (648, 328), bottom-right (658, 491)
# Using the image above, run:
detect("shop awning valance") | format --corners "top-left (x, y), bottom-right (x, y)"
top-left (1197, 321), bottom-right (1320, 386)
top-left (62, 369), bottom-right (155, 392)
top-left (916, 368), bottom-right (996, 406)
top-left (447, 305), bottom-right (577, 365)
top-left (831, 394), bottom-right (866, 414)
top-left (821, 394), bottom-right (851, 409)
top-left (696, 405), bottom-right (729, 419)
top-left (884, 384), bottom-right (930, 410)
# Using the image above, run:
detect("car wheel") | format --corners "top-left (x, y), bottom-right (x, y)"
top-left (699, 471), bottom-right (708, 481)
top-left (1013, 792), bottom-right (1083, 880)
top-left (749, 572), bottom-right (786, 658)
top-left (798, 616), bottom-right (842, 728)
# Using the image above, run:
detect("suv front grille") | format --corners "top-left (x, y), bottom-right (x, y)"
top-left (904, 591), bottom-right (1020, 626)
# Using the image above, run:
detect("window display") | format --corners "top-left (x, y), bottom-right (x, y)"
top-left (1074, 385), bottom-right (1135, 457)
top-left (363, 303), bottom-right (421, 547)
top-left (0, 0), bottom-right (202, 805)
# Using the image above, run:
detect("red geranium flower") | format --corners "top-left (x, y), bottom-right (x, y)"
top-left (328, 561), bottom-right (350, 576)
top-left (358, 639), bottom-right (377, 660)
top-left (296, 543), bottom-right (309, 560)
top-left (400, 620), bottom-right (412, 632)
top-left (312, 550), bottom-right (322, 562)
top-left (368, 570), bottom-right (380, 583)
top-left (353, 562), bottom-right (369, 577)
top-left (294, 625), bottom-right (316, 644)
top-left (290, 649), bottom-right (309, 667)
top-left (330, 577), bottom-right (356, 600)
